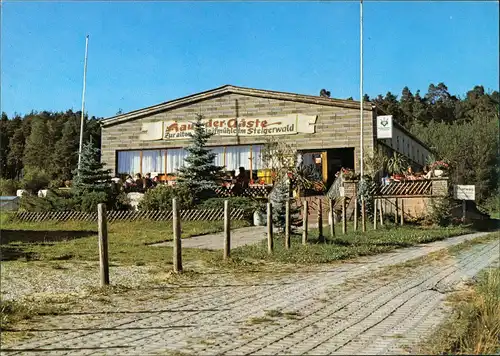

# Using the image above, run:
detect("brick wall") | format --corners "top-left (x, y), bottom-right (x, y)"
top-left (101, 93), bottom-right (375, 175)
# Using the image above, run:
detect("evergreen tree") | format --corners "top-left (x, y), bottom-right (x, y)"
top-left (7, 118), bottom-right (29, 179)
top-left (0, 113), bottom-right (10, 178)
top-left (269, 177), bottom-right (301, 233)
top-left (23, 117), bottom-right (51, 172)
top-left (52, 118), bottom-right (80, 182)
top-left (72, 142), bottom-right (112, 196)
top-left (176, 114), bottom-right (224, 201)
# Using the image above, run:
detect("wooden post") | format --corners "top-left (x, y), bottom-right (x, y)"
top-left (394, 198), bottom-right (399, 223)
top-left (361, 198), bottom-right (366, 232)
top-left (373, 198), bottom-right (378, 230)
top-left (462, 200), bottom-right (466, 223)
top-left (400, 199), bottom-right (404, 226)
top-left (172, 198), bottom-right (182, 273)
top-left (353, 197), bottom-right (358, 231)
top-left (285, 200), bottom-right (291, 249)
top-left (224, 200), bottom-right (230, 259)
top-left (342, 197), bottom-right (347, 234)
top-left (267, 202), bottom-right (273, 254)
top-left (353, 184), bottom-right (358, 231)
top-left (302, 200), bottom-right (308, 245)
top-left (97, 203), bottom-right (109, 287)
top-left (329, 198), bottom-right (335, 237)
top-left (379, 198), bottom-right (384, 226)
top-left (317, 198), bottom-right (324, 243)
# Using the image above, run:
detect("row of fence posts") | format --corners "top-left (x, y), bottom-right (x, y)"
top-left (95, 196), bottom-right (406, 285)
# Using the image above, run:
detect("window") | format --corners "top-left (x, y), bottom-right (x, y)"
top-left (117, 145), bottom-right (264, 175)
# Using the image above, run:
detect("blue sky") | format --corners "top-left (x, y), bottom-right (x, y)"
top-left (1, 1), bottom-right (499, 119)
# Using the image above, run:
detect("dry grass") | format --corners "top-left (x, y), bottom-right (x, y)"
top-left (420, 267), bottom-right (500, 355)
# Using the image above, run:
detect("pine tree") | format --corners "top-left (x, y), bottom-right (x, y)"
top-left (176, 114), bottom-right (224, 201)
top-left (72, 142), bottom-right (112, 196)
top-left (23, 117), bottom-right (51, 172)
top-left (8, 119), bottom-right (30, 180)
top-left (52, 118), bottom-right (79, 182)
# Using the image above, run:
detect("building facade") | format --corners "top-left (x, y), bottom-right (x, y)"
top-left (100, 85), bottom-right (431, 187)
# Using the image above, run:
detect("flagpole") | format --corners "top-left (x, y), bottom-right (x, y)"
top-left (78, 35), bottom-right (89, 172)
top-left (359, 0), bottom-right (364, 178)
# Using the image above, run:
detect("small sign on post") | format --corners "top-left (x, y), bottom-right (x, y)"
top-left (377, 115), bottom-right (393, 139)
top-left (454, 185), bottom-right (475, 222)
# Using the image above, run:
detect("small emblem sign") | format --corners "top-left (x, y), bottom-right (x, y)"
top-left (377, 115), bottom-right (393, 139)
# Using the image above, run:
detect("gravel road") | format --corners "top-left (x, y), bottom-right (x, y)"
top-left (1, 231), bottom-right (498, 355)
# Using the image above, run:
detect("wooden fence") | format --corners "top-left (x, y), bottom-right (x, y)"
top-left (15, 208), bottom-right (246, 223)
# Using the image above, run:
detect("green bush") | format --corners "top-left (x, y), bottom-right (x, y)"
top-left (138, 185), bottom-right (195, 211)
top-left (79, 191), bottom-right (109, 213)
top-left (425, 196), bottom-right (454, 227)
top-left (0, 179), bottom-right (19, 196)
top-left (19, 189), bottom-right (79, 212)
top-left (22, 170), bottom-right (50, 193)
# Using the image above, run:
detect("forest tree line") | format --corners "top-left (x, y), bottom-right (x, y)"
top-left (0, 110), bottom-right (101, 185)
top-left (0, 82), bottom-right (498, 208)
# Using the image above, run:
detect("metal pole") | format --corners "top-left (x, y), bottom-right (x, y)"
top-left (359, 0), bottom-right (364, 178)
top-left (78, 35), bottom-right (89, 172)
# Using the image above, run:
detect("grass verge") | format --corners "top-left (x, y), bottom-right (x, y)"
top-left (224, 223), bottom-right (476, 265)
top-left (419, 267), bottom-right (500, 355)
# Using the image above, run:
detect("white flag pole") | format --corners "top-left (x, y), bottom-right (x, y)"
top-left (359, 0), bottom-right (364, 179)
top-left (78, 35), bottom-right (89, 173)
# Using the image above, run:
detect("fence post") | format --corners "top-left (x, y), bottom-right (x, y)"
top-left (400, 199), bottom-right (405, 226)
top-left (172, 198), bottom-right (183, 273)
top-left (379, 198), bottom-right (384, 226)
top-left (361, 197), bottom-right (366, 232)
top-left (342, 197), bottom-right (347, 234)
top-left (285, 200), bottom-right (291, 249)
top-left (373, 198), bottom-right (378, 230)
top-left (267, 202), bottom-right (273, 254)
top-left (329, 198), bottom-right (335, 237)
top-left (302, 200), bottom-right (308, 245)
top-left (394, 198), bottom-right (398, 224)
top-left (224, 200), bottom-right (231, 259)
top-left (97, 203), bottom-right (109, 287)
top-left (317, 198), bottom-right (324, 243)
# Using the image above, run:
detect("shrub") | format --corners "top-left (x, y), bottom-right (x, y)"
top-left (19, 189), bottom-right (79, 212)
top-left (425, 196), bottom-right (454, 226)
top-left (78, 191), bottom-right (109, 213)
top-left (0, 179), bottom-right (19, 196)
top-left (22, 169), bottom-right (50, 193)
top-left (138, 185), bottom-right (194, 211)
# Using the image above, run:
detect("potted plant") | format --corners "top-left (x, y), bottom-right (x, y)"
top-left (387, 152), bottom-right (409, 179)
top-left (430, 160), bottom-right (449, 177)
top-left (341, 168), bottom-right (359, 181)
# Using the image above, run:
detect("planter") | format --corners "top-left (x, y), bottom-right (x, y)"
top-left (434, 169), bottom-right (444, 177)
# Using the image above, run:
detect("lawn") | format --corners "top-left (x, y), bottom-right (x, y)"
top-left (1, 216), bottom-right (250, 265)
top-left (226, 222), bottom-right (479, 265)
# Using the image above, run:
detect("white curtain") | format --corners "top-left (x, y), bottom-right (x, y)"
top-left (252, 145), bottom-right (264, 170)
top-left (226, 146), bottom-right (251, 171)
top-left (210, 147), bottom-right (225, 168)
top-left (142, 150), bottom-right (163, 174)
top-left (167, 148), bottom-right (188, 174)
top-left (117, 151), bottom-right (141, 175)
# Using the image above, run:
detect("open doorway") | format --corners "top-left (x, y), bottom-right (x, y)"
top-left (300, 148), bottom-right (355, 191)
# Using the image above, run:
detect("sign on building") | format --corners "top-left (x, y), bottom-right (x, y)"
top-left (453, 185), bottom-right (475, 200)
top-left (377, 115), bottom-right (393, 139)
top-left (139, 114), bottom-right (318, 141)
